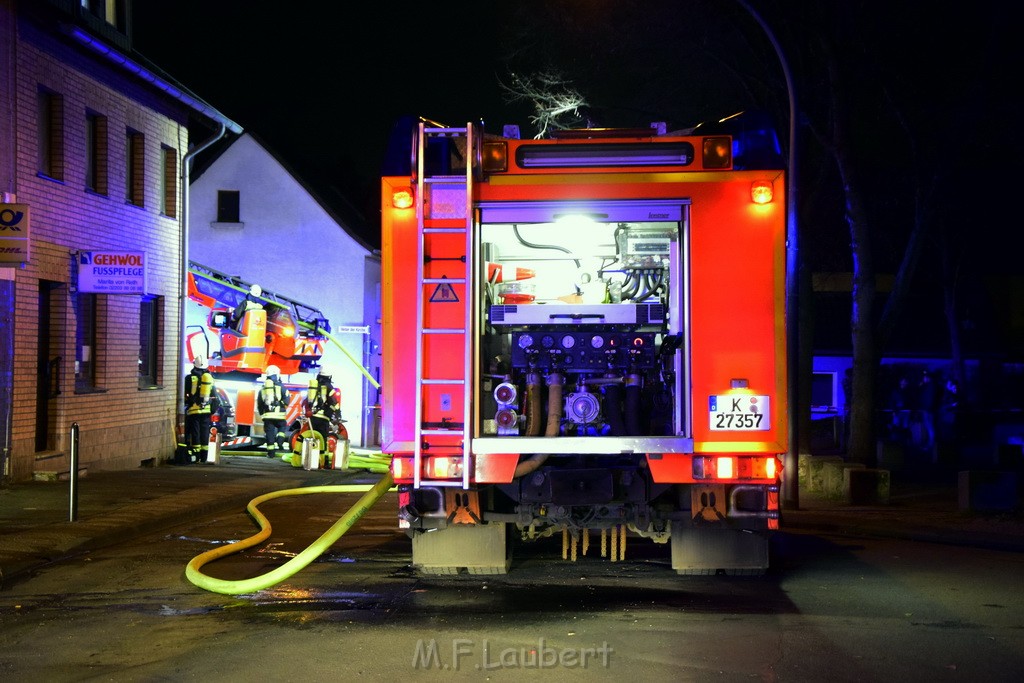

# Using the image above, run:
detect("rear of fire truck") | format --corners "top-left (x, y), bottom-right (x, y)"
top-left (381, 115), bottom-right (787, 575)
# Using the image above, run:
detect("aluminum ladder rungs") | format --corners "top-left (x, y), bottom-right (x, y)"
top-left (416, 479), bottom-right (469, 488)
top-left (414, 122), bottom-right (474, 490)
top-left (423, 126), bottom-right (469, 133)
top-left (424, 176), bottom-right (470, 183)
top-left (423, 278), bottom-right (466, 285)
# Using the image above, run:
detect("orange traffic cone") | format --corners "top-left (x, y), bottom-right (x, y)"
top-left (486, 262), bottom-right (535, 283)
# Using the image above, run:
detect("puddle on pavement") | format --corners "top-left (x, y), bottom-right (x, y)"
top-left (168, 534), bottom-right (243, 546)
top-left (202, 571), bottom-right (796, 627)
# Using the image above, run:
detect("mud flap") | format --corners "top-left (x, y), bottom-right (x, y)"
top-left (671, 525), bottom-right (769, 576)
top-left (412, 522), bottom-right (511, 575)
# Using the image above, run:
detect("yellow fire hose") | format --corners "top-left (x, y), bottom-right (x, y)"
top-left (185, 472), bottom-right (395, 595)
top-left (347, 449), bottom-right (393, 474)
top-left (323, 329), bottom-right (380, 389)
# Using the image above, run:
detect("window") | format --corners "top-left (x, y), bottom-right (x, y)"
top-left (161, 146), bottom-right (178, 217)
top-left (126, 128), bottom-right (144, 206)
top-left (38, 89), bottom-right (64, 180)
top-left (217, 190), bottom-right (240, 223)
top-left (811, 372), bottom-right (838, 411)
top-left (75, 293), bottom-right (97, 392)
top-left (139, 296), bottom-right (162, 389)
top-left (86, 111), bottom-right (108, 194)
top-left (81, 0), bottom-right (125, 29)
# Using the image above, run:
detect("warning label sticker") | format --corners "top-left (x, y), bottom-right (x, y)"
top-left (430, 282), bottom-right (459, 303)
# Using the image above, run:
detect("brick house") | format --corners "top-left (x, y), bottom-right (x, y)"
top-left (0, 0), bottom-right (240, 481)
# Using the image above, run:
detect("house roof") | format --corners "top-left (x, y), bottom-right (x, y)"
top-left (22, 1), bottom-right (241, 137)
top-left (189, 131), bottom-right (378, 252)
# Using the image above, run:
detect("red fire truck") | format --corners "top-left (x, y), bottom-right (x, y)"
top-left (183, 262), bottom-right (342, 451)
top-left (380, 114), bottom-right (787, 574)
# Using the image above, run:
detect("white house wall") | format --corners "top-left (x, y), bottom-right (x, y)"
top-left (188, 134), bottom-right (380, 446)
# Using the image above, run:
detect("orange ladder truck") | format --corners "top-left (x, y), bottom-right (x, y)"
top-left (184, 261), bottom-right (334, 448)
top-left (381, 114), bottom-right (787, 574)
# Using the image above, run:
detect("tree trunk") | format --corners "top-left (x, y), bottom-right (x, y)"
top-left (940, 229), bottom-right (966, 386)
top-left (844, 184), bottom-right (878, 467)
top-left (821, 41), bottom-right (879, 467)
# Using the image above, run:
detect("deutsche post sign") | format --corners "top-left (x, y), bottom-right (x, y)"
top-left (78, 251), bottom-right (147, 294)
top-left (0, 203), bottom-right (30, 265)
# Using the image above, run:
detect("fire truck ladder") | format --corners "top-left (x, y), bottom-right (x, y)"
top-left (188, 261), bottom-right (330, 332)
top-left (412, 122), bottom-right (478, 489)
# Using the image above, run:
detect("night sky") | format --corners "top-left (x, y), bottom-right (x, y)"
top-left (132, 2), bottom-right (529, 244)
top-left (131, 1), bottom-right (1024, 348)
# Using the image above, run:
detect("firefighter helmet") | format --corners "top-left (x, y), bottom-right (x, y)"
top-left (193, 355), bottom-right (208, 370)
top-left (266, 364), bottom-right (280, 378)
top-left (249, 284), bottom-right (262, 297)
top-left (317, 366), bottom-right (332, 382)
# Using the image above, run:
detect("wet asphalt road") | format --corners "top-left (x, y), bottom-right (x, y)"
top-left (1, 489), bottom-right (1023, 681)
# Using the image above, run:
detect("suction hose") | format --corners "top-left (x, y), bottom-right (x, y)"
top-left (602, 376), bottom-right (625, 436)
top-left (524, 371), bottom-right (544, 437)
top-left (625, 372), bottom-right (642, 435)
top-left (186, 473), bottom-right (394, 595)
top-left (514, 372), bottom-right (562, 478)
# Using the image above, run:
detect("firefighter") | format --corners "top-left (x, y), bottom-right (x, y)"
top-left (231, 283), bottom-right (263, 331)
top-left (304, 366), bottom-right (341, 447)
top-left (257, 364), bottom-right (290, 456)
top-left (183, 355), bottom-right (215, 463)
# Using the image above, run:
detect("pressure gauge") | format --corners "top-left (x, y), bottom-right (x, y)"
top-left (541, 335), bottom-right (555, 349)
top-left (518, 334), bottom-right (534, 349)
top-left (590, 335), bottom-right (605, 349)
top-left (560, 334), bottom-right (576, 349)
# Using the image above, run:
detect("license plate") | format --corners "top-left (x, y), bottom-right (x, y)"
top-left (709, 395), bottom-right (770, 431)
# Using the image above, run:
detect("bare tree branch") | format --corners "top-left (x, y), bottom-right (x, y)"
top-left (499, 71), bottom-right (589, 138)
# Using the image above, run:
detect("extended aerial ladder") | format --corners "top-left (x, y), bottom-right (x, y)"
top-left (185, 260), bottom-right (330, 376)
